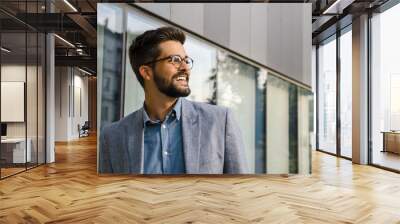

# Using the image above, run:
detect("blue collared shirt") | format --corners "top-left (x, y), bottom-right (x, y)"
top-left (142, 98), bottom-right (185, 174)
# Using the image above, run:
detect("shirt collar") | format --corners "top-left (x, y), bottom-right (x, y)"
top-left (173, 97), bottom-right (182, 121)
top-left (142, 107), bottom-right (154, 126)
top-left (142, 98), bottom-right (182, 125)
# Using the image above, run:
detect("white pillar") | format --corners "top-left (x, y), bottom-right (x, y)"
top-left (46, 32), bottom-right (55, 163)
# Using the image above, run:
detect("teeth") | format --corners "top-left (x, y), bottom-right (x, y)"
top-left (177, 76), bottom-right (186, 81)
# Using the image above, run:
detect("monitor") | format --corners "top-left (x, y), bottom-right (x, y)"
top-left (1, 123), bottom-right (7, 137)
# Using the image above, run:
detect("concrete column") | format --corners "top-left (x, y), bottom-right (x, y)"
top-left (46, 1), bottom-right (55, 163)
top-left (46, 33), bottom-right (55, 163)
top-left (352, 14), bottom-right (369, 164)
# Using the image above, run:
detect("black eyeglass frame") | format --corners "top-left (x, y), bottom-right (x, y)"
top-left (143, 54), bottom-right (194, 69)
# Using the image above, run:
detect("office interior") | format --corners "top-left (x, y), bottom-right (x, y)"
top-left (0, 0), bottom-right (97, 179)
top-left (0, 0), bottom-right (399, 222)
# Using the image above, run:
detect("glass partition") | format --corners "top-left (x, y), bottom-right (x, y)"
top-left (0, 2), bottom-right (46, 179)
top-left (98, 3), bottom-right (313, 174)
top-left (1, 30), bottom-right (27, 177)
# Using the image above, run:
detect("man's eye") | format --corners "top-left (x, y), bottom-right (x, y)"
top-left (172, 56), bottom-right (181, 63)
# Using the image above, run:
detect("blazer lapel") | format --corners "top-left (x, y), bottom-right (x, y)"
top-left (181, 99), bottom-right (201, 173)
top-left (123, 109), bottom-right (144, 173)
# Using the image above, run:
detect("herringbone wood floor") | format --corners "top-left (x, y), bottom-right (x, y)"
top-left (1, 134), bottom-right (400, 224)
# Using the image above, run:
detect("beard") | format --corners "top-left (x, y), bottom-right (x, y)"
top-left (153, 70), bottom-right (191, 98)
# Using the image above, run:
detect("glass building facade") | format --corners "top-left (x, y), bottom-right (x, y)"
top-left (98, 3), bottom-right (314, 174)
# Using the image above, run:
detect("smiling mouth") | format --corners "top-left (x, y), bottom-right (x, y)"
top-left (174, 74), bottom-right (189, 84)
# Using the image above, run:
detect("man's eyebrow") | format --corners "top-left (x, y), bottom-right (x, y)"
top-left (171, 54), bottom-right (188, 58)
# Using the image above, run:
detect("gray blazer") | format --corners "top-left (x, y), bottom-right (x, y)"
top-left (99, 98), bottom-right (248, 174)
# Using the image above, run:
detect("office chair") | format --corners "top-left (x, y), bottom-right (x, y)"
top-left (79, 121), bottom-right (90, 138)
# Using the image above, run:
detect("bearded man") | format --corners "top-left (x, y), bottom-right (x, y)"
top-left (99, 26), bottom-right (248, 174)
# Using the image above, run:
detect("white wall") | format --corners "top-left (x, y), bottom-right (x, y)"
top-left (1, 82), bottom-right (25, 122)
top-left (1, 63), bottom-right (46, 164)
top-left (55, 67), bottom-right (89, 141)
top-left (55, 67), bottom-right (69, 141)
top-left (1, 65), bottom-right (37, 137)
top-left (72, 73), bottom-right (89, 138)
top-left (135, 3), bottom-right (312, 86)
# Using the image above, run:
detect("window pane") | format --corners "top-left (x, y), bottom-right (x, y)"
top-left (298, 86), bottom-right (313, 174)
top-left (340, 29), bottom-right (352, 158)
top-left (318, 37), bottom-right (337, 154)
top-left (371, 4), bottom-right (400, 171)
top-left (266, 74), bottom-right (297, 173)
top-left (216, 52), bottom-right (258, 173)
top-left (98, 4), bottom-right (124, 129)
top-left (184, 36), bottom-right (216, 104)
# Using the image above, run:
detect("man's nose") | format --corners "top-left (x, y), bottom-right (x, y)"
top-left (179, 61), bottom-right (190, 72)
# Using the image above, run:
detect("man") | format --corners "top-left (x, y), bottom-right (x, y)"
top-left (99, 26), bottom-right (248, 174)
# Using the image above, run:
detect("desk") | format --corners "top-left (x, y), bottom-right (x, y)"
top-left (382, 131), bottom-right (400, 154)
top-left (1, 138), bottom-right (31, 163)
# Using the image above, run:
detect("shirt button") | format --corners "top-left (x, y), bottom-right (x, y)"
top-left (164, 151), bottom-right (169, 155)
top-left (162, 124), bottom-right (166, 129)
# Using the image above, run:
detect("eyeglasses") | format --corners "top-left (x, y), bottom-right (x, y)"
top-left (144, 55), bottom-right (194, 70)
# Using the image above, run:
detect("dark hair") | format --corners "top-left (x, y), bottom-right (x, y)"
top-left (129, 26), bottom-right (186, 88)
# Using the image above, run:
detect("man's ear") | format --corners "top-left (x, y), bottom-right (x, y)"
top-left (138, 65), bottom-right (153, 81)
